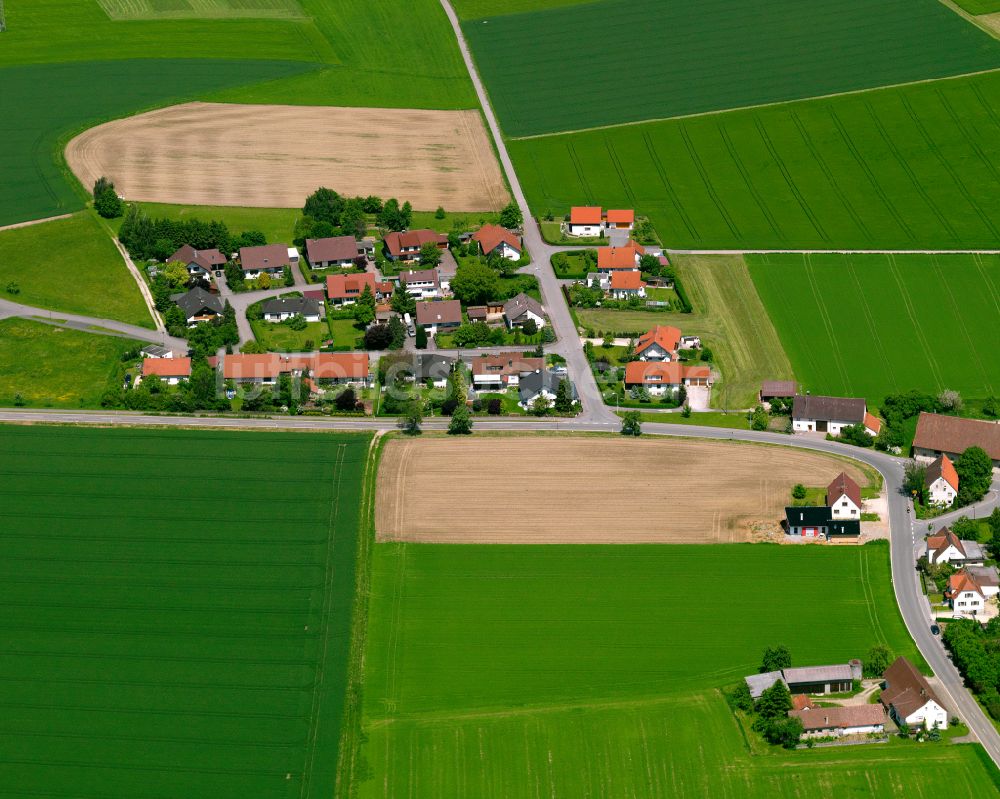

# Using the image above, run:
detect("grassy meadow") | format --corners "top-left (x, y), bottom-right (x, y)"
top-left (465, 0), bottom-right (1000, 137)
top-left (0, 213), bottom-right (151, 326)
top-left (748, 253), bottom-right (1000, 404)
top-left (0, 319), bottom-right (139, 408)
top-left (0, 425), bottom-right (370, 799)
top-left (510, 70), bottom-right (1000, 249)
top-left (345, 541), bottom-right (1000, 797)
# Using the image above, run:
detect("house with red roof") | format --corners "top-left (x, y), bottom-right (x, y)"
top-left (168, 244), bottom-right (226, 278)
top-left (605, 209), bottom-right (635, 231)
top-left (472, 224), bottom-right (522, 261)
top-left (141, 357), bottom-right (191, 386)
top-left (827, 472), bottom-right (862, 520)
top-left (945, 566), bottom-right (1000, 616)
top-left (326, 272), bottom-right (387, 306)
top-left (634, 325), bottom-right (682, 361)
top-left (609, 270), bottom-right (646, 299)
top-left (383, 230), bottom-right (448, 263)
top-left (596, 241), bottom-right (644, 272)
top-left (624, 362), bottom-right (712, 396)
top-left (567, 206), bottom-right (604, 237)
top-left (926, 527), bottom-right (984, 567)
top-left (925, 454), bottom-right (959, 506)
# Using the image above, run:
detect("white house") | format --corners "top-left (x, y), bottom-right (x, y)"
top-left (925, 454), bottom-right (959, 506)
top-left (789, 705), bottom-right (886, 740)
top-left (792, 395), bottom-right (872, 436)
top-left (472, 224), bottom-right (522, 261)
top-left (400, 269), bottom-right (442, 300)
top-left (141, 357), bottom-right (191, 386)
top-left (926, 528), bottom-right (984, 566)
top-left (946, 566), bottom-right (1000, 616)
top-left (827, 472), bottom-right (862, 520)
top-left (567, 206), bottom-right (604, 237)
top-left (633, 325), bottom-right (681, 361)
top-left (609, 270), bottom-right (646, 299)
top-left (261, 297), bottom-right (321, 323)
top-left (503, 293), bottom-right (546, 330)
top-left (881, 657), bottom-right (949, 731)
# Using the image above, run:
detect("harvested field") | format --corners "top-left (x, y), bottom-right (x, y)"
top-left (66, 102), bottom-right (509, 212)
top-left (375, 437), bottom-right (869, 543)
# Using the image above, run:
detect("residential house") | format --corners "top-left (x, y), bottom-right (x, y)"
top-left (168, 244), bottom-right (226, 278)
top-left (789, 705), bottom-right (886, 740)
top-left (634, 325), bottom-right (681, 361)
top-left (383, 354), bottom-right (455, 389)
top-left (925, 454), bottom-right (959, 506)
top-left (308, 353), bottom-right (371, 387)
top-left (262, 297), bottom-right (321, 323)
top-left (174, 287), bottom-right (224, 326)
top-left (141, 357), bottom-right (191, 386)
top-left (518, 369), bottom-right (576, 409)
top-left (503, 293), bottom-right (546, 330)
top-left (473, 224), bottom-right (522, 261)
top-left (596, 241), bottom-right (644, 272)
top-left (945, 566), bottom-right (1000, 615)
top-left (383, 229), bottom-right (448, 263)
top-left (140, 344), bottom-right (173, 359)
top-left (415, 300), bottom-right (462, 335)
top-left (605, 209), bottom-right (635, 231)
top-left (567, 206), bottom-right (604, 237)
top-left (399, 269), bottom-right (443, 300)
top-left (926, 528), bottom-right (984, 566)
top-left (326, 272), bottom-right (377, 306)
top-left (239, 243), bottom-right (291, 280)
top-left (880, 657), bottom-right (949, 730)
top-left (760, 380), bottom-right (798, 404)
top-left (471, 353), bottom-right (544, 391)
top-left (624, 361), bottom-right (712, 396)
top-left (784, 506), bottom-right (861, 539)
top-left (222, 353), bottom-right (288, 385)
top-left (306, 236), bottom-right (363, 269)
top-left (609, 270), bottom-right (646, 299)
top-left (744, 660), bottom-right (862, 699)
top-left (221, 353), bottom-right (369, 389)
top-left (827, 472), bottom-right (862, 520)
top-left (466, 306), bottom-right (488, 323)
top-left (913, 412), bottom-right (1000, 469)
top-left (791, 395), bottom-right (876, 436)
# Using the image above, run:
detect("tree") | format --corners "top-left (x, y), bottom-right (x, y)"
top-left (498, 200), bottom-right (522, 229)
top-left (487, 398), bottom-right (502, 415)
top-left (303, 187), bottom-right (344, 227)
top-left (435, 206), bottom-right (446, 220)
top-left (419, 241), bottom-right (442, 266)
top-left (362, 195), bottom-right (383, 213)
top-left (792, 483), bottom-right (806, 500)
top-left (283, 265), bottom-right (294, 287)
top-left (162, 261), bottom-right (190, 290)
top-left (952, 515), bottom-right (986, 543)
top-left (750, 405), bottom-right (769, 431)
top-left (390, 284), bottom-right (416, 316)
top-left (864, 644), bottom-right (893, 678)
top-left (760, 716), bottom-right (803, 749)
top-left (837, 423), bottom-right (874, 447)
top-left (399, 398), bottom-right (423, 435)
top-left (984, 396), bottom-right (1000, 418)
top-left (448, 403), bottom-right (473, 434)
top-left (339, 197), bottom-right (366, 238)
top-left (254, 273), bottom-right (272, 290)
top-left (620, 411), bottom-right (642, 436)
top-left (554, 378), bottom-right (574, 413)
top-left (93, 176), bottom-right (123, 218)
top-left (451, 262), bottom-right (499, 305)
top-left (756, 679), bottom-right (793, 720)
top-left (522, 318), bottom-right (538, 336)
top-left (387, 316), bottom-right (406, 350)
top-left (956, 446), bottom-right (993, 506)
top-left (938, 389), bottom-right (963, 413)
top-left (415, 325), bottom-right (428, 349)
top-left (352, 285), bottom-right (376, 327)
top-left (760, 645), bottom-right (791, 673)
top-left (364, 323), bottom-right (393, 350)
top-left (335, 387), bottom-right (357, 412)
top-left (378, 198), bottom-right (410, 231)
top-left (189, 359), bottom-right (216, 408)
top-left (989, 508), bottom-right (1000, 543)
top-left (903, 461), bottom-right (927, 504)
top-left (529, 394), bottom-right (551, 416)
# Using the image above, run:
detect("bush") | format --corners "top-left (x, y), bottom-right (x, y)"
top-left (5, 281), bottom-right (20, 295)
top-left (792, 484), bottom-right (806, 500)
top-left (487, 398), bottom-right (502, 415)
top-left (334, 387), bottom-right (357, 412)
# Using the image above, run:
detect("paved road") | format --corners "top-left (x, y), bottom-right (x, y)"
top-left (0, 298), bottom-right (187, 350)
top-left (216, 262), bottom-right (309, 351)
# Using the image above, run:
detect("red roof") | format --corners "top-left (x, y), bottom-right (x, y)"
top-left (926, 454), bottom-right (959, 492)
top-left (827, 471), bottom-right (862, 508)
top-left (596, 241), bottom-right (645, 270)
top-left (570, 206), bottom-right (602, 225)
top-left (383, 229), bottom-right (447, 258)
top-left (864, 411), bottom-right (883, 434)
top-left (326, 272), bottom-right (376, 301)
top-left (239, 243), bottom-right (291, 272)
top-left (606, 209), bottom-right (634, 225)
top-left (472, 224), bottom-right (521, 254)
top-left (142, 357), bottom-right (191, 378)
top-left (946, 569), bottom-right (987, 600)
top-left (310, 352), bottom-right (369, 380)
top-left (913, 412), bottom-right (1000, 460)
top-left (610, 271), bottom-right (645, 290)
top-left (223, 353), bottom-right (287, 380)
top-left (635, 325), bottom-right (681, 355)
top-left (624, 361), bottom-right (709, 386)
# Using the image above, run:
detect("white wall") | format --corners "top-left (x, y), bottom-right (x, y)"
top-left (928, 479), bottom-right (956, 506)
top-left (904, 701), bottom-right (948, 731)
top-left (567, 223), bottom-right (603, 237)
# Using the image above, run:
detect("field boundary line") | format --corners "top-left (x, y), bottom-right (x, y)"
top-left (507, 67), bottom-right (1000, 140)
top-left (0, 213), bottom-right (74, 233)
top-left (934, 0), bottom-right (1000, 41)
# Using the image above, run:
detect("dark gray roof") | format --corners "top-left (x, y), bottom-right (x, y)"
top-left (175, 287), bottom-right (223, 319)
top-left (262, 297), bottom-right (320, 317)
top-left (745, 671), bottom-right (784, 700)
top-left (504, 292), bottom-right (545, 321)
top-left (783, 664), bottom-right (853, 684)
top-left (792, 394), bottom-right (866, 423)
top-left (784, 506), bottom-right (831, 527)
top-left (518, 369), bottom-right (575, 403)
top-left (828, 520), bottom-right (861, 537)
top-left (141, 344), bottom-right (170, 358)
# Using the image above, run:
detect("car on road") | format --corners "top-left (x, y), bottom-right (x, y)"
top-left (931, 623), bottom-right (940, 635)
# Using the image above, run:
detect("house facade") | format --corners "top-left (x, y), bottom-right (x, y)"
top-left (925, 454), bottom-right (959, 506)
top-left (503, 293), bottom-right (546, 330)
top-left (789, 705), bottom-right (886, 739)
top-left (784, 506), bottom-right (861, 540)
top-left (624, 362), bottom-right (712, 396)
top-left (946, 566), bottom-right (1000, 615)
top-left (609, 270), bottom-right (646, 299)
top-left (634, 325), bottom-right (681, 361)
top-left (471, 353), bottom-right (544, 391)
top-left (399, 269), bottom-right (442, 299)
top-left (472, 224), bottom-right (522, 261)
top-left (567, 206), bottom-right (604, 237)
top-left (383, 230), bottom-right (448, 263)
top-left (827, 472), bottom-right (862, 520)
top-left (326, 272), bottom-right (378, 306)
top-left (926, 528), bottom-right (984, 566)
top-left (792, 395), bottom-right (871, 435)
top-left (881, 657), bottom-right (949, 730)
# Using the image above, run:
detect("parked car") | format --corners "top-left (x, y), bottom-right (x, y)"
top-left (930, 624), bottom-right (940, 636)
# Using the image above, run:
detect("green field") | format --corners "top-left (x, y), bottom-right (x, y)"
top-left (452, 0), bottom-right (597, 17)
top-left (0, 319), bottom-right (140, 408)
top-left (0, 424), bottom-right (369, 798)
top-left (952, 0), bottom-right (1000, 13)
top-left (97, 0), bottom-right (308, 20)
top-left (0, 213), bottom-right (152, 327)
top-left (464, 0), bottom-right (1000, 137)
top-left (121, 203), bottom-right (302, 246)
top-left (748, 253), bottom-right (1000, 404)
top-left (348, 542), bottom-right (1000, 797)
top-left (511, 71), bottom-right (1000, 249)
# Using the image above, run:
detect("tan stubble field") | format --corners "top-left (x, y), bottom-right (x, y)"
top-left (376, 436), bottom-right (870, 543)
top-left (65, 102), bottom-right (510, 211)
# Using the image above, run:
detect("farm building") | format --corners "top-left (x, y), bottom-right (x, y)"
top-left (624, 362), bottom-right (711, 396)
top-left (913, 412), bottom-right (1000, 469)
top-left (399, 269), bottom-right (443, 299)
top-left (926, 528), bottom-right (984, 567)
top-left (415, 300), bottom-right (462, 335)
top-left (174, 287), bottom-right (223, 326)
top-left (383, 229), bottom-right (448, 263)
top-left (760, 380), bottom-right (797, 404)
top-left (925, 455), bottom-right (959, 506)
top-left (634, 325), bottom-right (682, 361)
top-left (239, 243), bottom-right (291, 279)
top-left (744, 660), bottom-right (862, 699)
top-left (567, 206), bottom-right (604, 237)
top-left (791, 395), bottom-right (878, 436)
top-left (141, 356), bottom-right (191, 386)
top-left (827, 472), bottom-right (862, 520)
top-left (169, 243), bottom-right (226, 278)
top-left (789, 705), bottom-right (886, 739)
top-left (261, 297), bottom-right (321, 323)
top-left (473, 224), bottom-right (522, 260)
top-left (306, 235), bottom-right (365, 269)
top-left (503, 293), bottom-right (546, 329)
top-left (881, 657), bottom-right (949, 731)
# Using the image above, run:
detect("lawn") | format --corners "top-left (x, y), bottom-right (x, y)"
top-left (250, 319), bottom-right (331, 352)
top-left (0, 213), bottom-right (152, 327)
top-left (327, 314), bottom-right (365, 350)
top-left (625, 410), bottom-right (758, 430)
top-left (748, 253), bottom-right (1000, 404)
top-left (347, 542), bottom-right (1000, 797)
top-left (0, 319), bottom-right (140, 408)
top-left (509, 70), bottom-right (1000, 249)
top-left (0, 424), bottom-right (370, 799)
top-left (465, 0), bottom-right (1000, 137)
top-left (120, 203), bottom-right (301, 247)
top-left (575, 255), bottom-right (793, 409)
